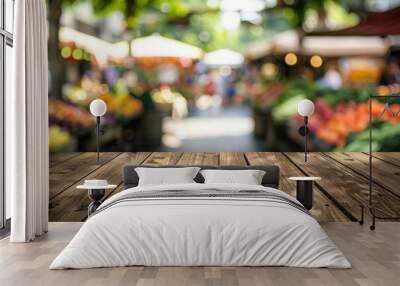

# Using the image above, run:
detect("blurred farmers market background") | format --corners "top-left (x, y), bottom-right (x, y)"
top-left (47, 0), bottom-right (400, 152)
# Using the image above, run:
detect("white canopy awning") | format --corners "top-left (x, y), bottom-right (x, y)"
top-left (203, 49), bottom-right (244, 67)
top-left (302, 36), bottom-right (388, 57)
top-left (131, 34), bottom-right (203, 59)
top-left (245, 30), bottom-right (298, 59)
top-left (59, 27), bottom-right (129, 68)
top-left (245, 30), bottom-right (388, 59)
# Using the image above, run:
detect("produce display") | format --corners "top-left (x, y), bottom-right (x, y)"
top-left (49, 126), bottom-right (72, 151)
top-left (253, 79), bottom-right (400, 151)
top-left (64, 78), bottom-right (143, 122)
top-left (48, 98), bottom-right (95, 151)
top-left (48, 98), bottom-right (95, 133)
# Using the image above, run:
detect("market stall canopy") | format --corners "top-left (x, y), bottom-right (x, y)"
top-left (302, 36), bottom-right (388, 57)
top-left (246, 30), bottom-right (388, 59)
top-left (245, 39), bottom-right (272, 60)
top-left (59, 27), bottom-right (129, 68)
top-left (203, 49), bottom-right (244, 67)
top-left (271, 30), bottom-right (300, 54)
top-left (245, 30), bottom-right (299, 59)
top-left (131, 34), bottom-right (203, 59)
top-left (309, 8), bottom-right (400, 36)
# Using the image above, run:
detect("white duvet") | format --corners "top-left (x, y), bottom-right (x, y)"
top-left (50, 183), bottom-right (351, 269)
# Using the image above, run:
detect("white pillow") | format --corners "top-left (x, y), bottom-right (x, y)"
top-left (135, 167), bottom-right (201, 186)
top-left (200, 169), bottom-right (266, 185)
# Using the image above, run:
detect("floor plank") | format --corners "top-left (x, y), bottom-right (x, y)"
top-left (369, 152), bottom-right (400, 167)
top-left (142, 152), bottom-right (183, 166)
top-left (49, 152), bottom-right (120, 199)
top-left (49, 152), bottom-right (81, 167)
top-left (48, 152), bottom-right (400, 223)
top-left (2, 222), bottom-right (400, 286)
top-left (285, 152), bottom-right (400, 221)
top-left (49, 153), bottom-right (151, 222)
top-left (219, 152), bottom-right (247, 166)
top-left (176, 152), bottom-right (219, 165)
top-left (245, 152), bottom-right (349, 222)
top-left (326, 152), bottom-right (400, 199)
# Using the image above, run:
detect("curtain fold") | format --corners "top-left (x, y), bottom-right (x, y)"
top-left (8, 0), bottom-right (48, 242)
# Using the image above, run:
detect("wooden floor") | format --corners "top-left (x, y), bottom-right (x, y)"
top-left (1, 222), bottom-right (400, 286)
top-left (49, 152), bottom-right (400, 223)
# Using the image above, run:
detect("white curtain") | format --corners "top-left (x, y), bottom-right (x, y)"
top-left (7, 0), bottom-right (49, 242)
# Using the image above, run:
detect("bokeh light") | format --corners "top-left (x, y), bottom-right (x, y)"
top-left (72, 48), bottom-right (83, 60)
top-left (261, 63), bottom-right (278, 78)
top-left (61, 46), bottom-right (72, 58)
top-left (284, 53), bottom-right (297, 66)
top-left (310, 55), bottom-right (323, 68)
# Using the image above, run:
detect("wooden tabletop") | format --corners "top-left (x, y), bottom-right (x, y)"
top-left (49, 152), bottom-right (400, 223)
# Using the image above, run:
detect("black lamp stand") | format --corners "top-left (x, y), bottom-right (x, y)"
top-left (96, 116), bottom-right (101, 163)
top-left (298, 116), bottom-right (309, 162)
top-left (358, 95), bottom-right (400, 230)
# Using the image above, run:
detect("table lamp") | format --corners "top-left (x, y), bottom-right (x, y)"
top-left (297, 99), bottom-right (315, 163)
top-left (90, 99), bottom-right (107, 163)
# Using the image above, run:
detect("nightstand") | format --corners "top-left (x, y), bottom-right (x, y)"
top-left (77, 183), bottom-right (117, 216)
top-left (289, 177), bottom-right (321, 210)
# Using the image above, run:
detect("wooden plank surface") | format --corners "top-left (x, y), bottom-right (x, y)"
top-left (49, 152), bottom-right (400, 223)
top-left (245, 152), bottom-right (349, 222)
top-left (50, 153), bottom-right (151, 221)
top-left (176, 152), bottom-right (219, 165)
top-left (219, 152), bottom-right (247, 165)
top-left (326, 152), bottom-right (400, 198)
top-left (286, 152), bottom-right (400, 221)
top-left (49, 152), bottom-right (81, 167)
top-left (284, 152), bottom-right (366, 221)
top-left (49, 152), bottom-right (120, 199)
top-left (142, 152), bottom-right (183, 165)
top-left (370, 152), bottom-right (400, 167)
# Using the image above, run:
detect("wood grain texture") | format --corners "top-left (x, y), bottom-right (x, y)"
top-left (49, 153), bottom-right (151, 222)
top-left (176, 152), bottom-right (219, 166)
top-left (219, 152), bottom-right (247, 165)
top-left (369, 152), bottom-right (400, 167)
top-left (245, 152), bottom-right (348, 222)
top-left (284, 152), bottom-right (367, 221)
top-left (49, 152), bottom-right (120, 199)
top-left (142, 152), bottom-right (183, 166)
top-left (49, 152), bottom-right (400, 224)
top-left (49, 152), bottom-right (81, 167)
top-left (1, 222), bottom-right (400, 286)
top-left (285, 152), bottom-right (400, 221)
top-left (326, 152), bottom-right (400, 198)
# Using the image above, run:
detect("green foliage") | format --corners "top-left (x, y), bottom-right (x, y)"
top-left (272, 93), bottom-right (305, 122)
top-left (271, 79), bottom-right (317, 108)
top-left (318, 84), bottom-right (376, 107)
top-left (59, 0), bottom-right (362, 51)
top-left (338, 121), bottom-right (400, 152)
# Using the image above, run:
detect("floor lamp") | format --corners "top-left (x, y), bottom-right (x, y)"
top-left (90, 99), bottom-right (107, 163)
top-left (297, 99), bottom-right (315, 163)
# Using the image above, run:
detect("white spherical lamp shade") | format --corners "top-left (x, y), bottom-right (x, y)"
top-left (90, 99), bottom-right (107, 117)
top-left (297, 99), bottom-right (315, 117)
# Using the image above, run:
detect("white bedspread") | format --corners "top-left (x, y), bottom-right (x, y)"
top-left (50, 183), bottom-right (351, 269)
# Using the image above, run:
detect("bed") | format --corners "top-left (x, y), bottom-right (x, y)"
top-left (50, 165), bottom-right (350, 269)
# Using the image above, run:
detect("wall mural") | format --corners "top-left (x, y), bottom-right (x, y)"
top-left (47, 1), bottom-right (400, 153)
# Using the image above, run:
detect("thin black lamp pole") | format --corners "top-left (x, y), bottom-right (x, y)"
top-left (368, 98), bottom-right (372, 206)
top-left (361, 94), bottom-right (400, 231)
top-left (96, 116), bottom-right (100, 163)
top-left (90, 99), bottom-right (107, 164)
top-left (304, 116), bottom-right (308, 163)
